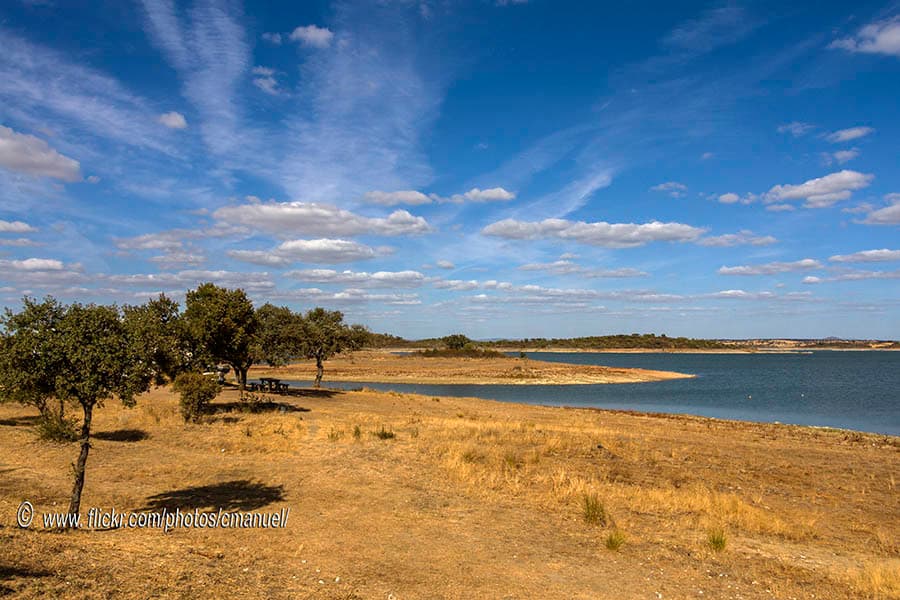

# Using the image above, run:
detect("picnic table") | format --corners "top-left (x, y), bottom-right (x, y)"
top-left (253, 377), bottom-right (289, 394)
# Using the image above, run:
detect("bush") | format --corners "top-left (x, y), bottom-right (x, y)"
top-left (35, 413), bottom-right (79, 442)
top-left (173, 372), bottom-right (220, 423)
top-left (605, 530), bottom-right (626, 551)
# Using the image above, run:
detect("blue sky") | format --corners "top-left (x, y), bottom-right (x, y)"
top-left (1, 0), bottom-right (898, 339)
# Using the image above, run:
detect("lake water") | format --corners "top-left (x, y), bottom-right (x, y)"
top-left (279, 351), bottom-right (900, 436)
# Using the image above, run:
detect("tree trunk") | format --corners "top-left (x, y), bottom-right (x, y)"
top-left (67, 401), bottom-right (94, 520)
top-left (314, 354), bottom-right (324, 388)
top-left (58, 397), bottom-right (65, 419)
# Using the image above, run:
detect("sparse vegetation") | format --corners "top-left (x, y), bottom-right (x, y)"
top-left (582, 493), bottom-right (607, 526)
top-left (34, 412), bottom-right (79, 443)
top-left (708, 527), bottom-right (727, 552)
top-left (374, 425), bottom-right (396, 440)
top-left (605, 530), bottom-right (626, 551)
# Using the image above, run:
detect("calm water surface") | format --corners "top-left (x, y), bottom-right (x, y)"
top-left (279, 351), bottom-right (899, 435)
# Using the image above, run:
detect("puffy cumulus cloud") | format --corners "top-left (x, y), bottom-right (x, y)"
top-left (829, 249), bottom-right (900, 263)
top-left (825, 126), bottom-right (875, 143)
top-left (518, 260), bottom-right (647, 278)
top-left (650, 181), bottom-right (688, 198)
top-left (1, 258), bottom-right (64, 271)
top-left (777, 121), bottom-right (814, 137)
top-left (443, 187), bottom-right (516, 203)
top-left (228, 239), bottom-right (388, 266)
top-left (285, 269), bottom-right (425, 287)
top-left (696, 230), bottom-right (777, 247)
top-left (364, 190), bottom-right (432, 206)
top-left (765, 170), bottom-right (873, 208)
top-left (0, 125), bottom-right (81, 181)
top-left (718, 259), bottom-right (822, 276)
top-left (717, 192), bottom-right (756, 205)
top-left (861, 194), bottom-right (900, 225)
top-left (482, 218), bottom-right (706, 248)
top-left (435, 260), bottom-right (455, 270)
top-left (830, 18), bottom-right (900, 58)
top-left (158, 111), bottom-right (188, 129)
top-left (289, 25), bottom-right (334, 48)
top-left (213, 200), bottom-right (431, 237)
top-left (0, 219), bottom-right (37, 233)
top-left (434, 279), bottom-right (480, 291)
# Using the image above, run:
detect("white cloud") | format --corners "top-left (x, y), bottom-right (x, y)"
top-left (765, 203), bottom-right (795, 212)
top-left (251, 66), bottom-right (279, 95)
top-left (436, 260), bottom-right (455, 270)
top-left (149, 250), bottom-right (205, 269)
top-left (289, 25), bottom-right (334, 48)
top-left (804, 269), bottom-right (900, 283)
top-left (829, 249), bottom-right (900, 263)
top-left (365, 190), bottom-right (432, 206)
top-left (696, 230), bottom-right (777, 247)
top-left (650, 181), bottom-right (688, 198)
top-left (765, 170), bottom-right (873, 208)
top-left (0, 219), bottom-right (37, 233)
top-left (482, 218), bottom-right (706, 248)
top-left (86, 175), bottom-right (101, 184)
top-left (228, 238), bottom-right (386, 265)
top-left (286, 269), bottom-right (425, 287)
top-left (158, 111), bottom-right (187, 129)
top-left (718, 259), bottom-right (822, 276)
top-left (445, 187), bottom-right (516, 203)
top-left (825, 126), bottom-right (874, 143)
top-left (107, 269), bottom-right (274, 293)
top-left (830, 18), bottom-right (900, 58)
top-left (518, 260), bottom-right (647, 278)
top-left (700, 152), bottom-right (714, 160)
top-left (822, 148), bottom-right (859, 165)
top-left (862, 194), bottom-right (900, 225)
top-left (777, 121), bottom-right (814, 137)
top-left (434, 279), bottom-right (480, 291)
top-left (0, 125), bottom-right (81, 181)
top-left (1, 257), bottom-right (64, 271)
top-left (213, 200), bottom-right (431, 237)
top-left (717, 192), bottom-right (756, 205)
top-left (0, 238), bottom-right (39, 247)
top-left (269, 287), bottom-right (420, 306)
top-left (261, 32), bottom-right (282, 45)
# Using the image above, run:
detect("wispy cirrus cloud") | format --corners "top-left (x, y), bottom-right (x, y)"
top-left (825, 126), bottom-right (874, 143)
top-left (139, 0), bottom-right (251, 155)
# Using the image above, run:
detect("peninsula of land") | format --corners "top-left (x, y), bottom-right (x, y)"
top-left (252, 350), bottom-right (693, 385)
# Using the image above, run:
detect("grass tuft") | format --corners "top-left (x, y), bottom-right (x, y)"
top-left (707, 527), bottom-right (727, 552)
top-left (582, 493), bottom-right (607, 526)
top-left (374, 426), bottom-right (395, 440)
top-left (605, 530), bottom-right (626, 551)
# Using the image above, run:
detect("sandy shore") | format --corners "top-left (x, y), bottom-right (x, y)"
top-left (0, 387), bottom-right (897, 599)
top-left (251, 350), bottom-right (693, 384)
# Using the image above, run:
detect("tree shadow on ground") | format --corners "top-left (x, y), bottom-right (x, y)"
top-left (93, 429), bottom-right (150, 442)
top-left (0, 415), bottom-right (40, 427)
top-left (0, 563), bottom-right (52, 595)
top-left (140, 480), bottom-right (285, 512)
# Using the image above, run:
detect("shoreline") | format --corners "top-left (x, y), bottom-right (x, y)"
top-left (381, 346), bottom-right (900, 354)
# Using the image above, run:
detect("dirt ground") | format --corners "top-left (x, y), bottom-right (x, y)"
top-left (0, 384), bottom-right (898, 599)
top-left (252, 350), bottom-right (692, 384)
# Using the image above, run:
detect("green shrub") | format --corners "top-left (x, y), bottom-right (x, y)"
top-left (35, 413), bottom-right (79, 442)
top-left (172, 372), bottom-right (220, 423)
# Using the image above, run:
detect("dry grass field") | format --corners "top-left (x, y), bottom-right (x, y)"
top-left (1, 382), bottom-right (898, 599)
top-left (253, 350), bottom-right (692, 384)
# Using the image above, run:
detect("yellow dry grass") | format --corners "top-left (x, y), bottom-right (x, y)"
top-left (0, 384), bottom-right (897, 599)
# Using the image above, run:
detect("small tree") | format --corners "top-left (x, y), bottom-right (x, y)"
top-left (172, 372), bottom-right (220, 423)
top-left (183, 283), bottom-right (258, 390)
top-left (254, 303), bottom-right (304, 367)
top-left (442, 334), bottom-right (471, 351)
top-left (123, 294), bottom-right (192, 385)
top-left (300, 308), bottom-right (365, 387)
top-left (0, 297), bottom-right (67, 421)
